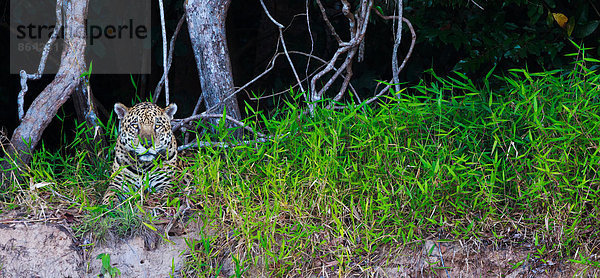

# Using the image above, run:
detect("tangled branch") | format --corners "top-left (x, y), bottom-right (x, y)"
top-left (174, 0), bottom-right (417, 150)
top-left (308, 0), bottom-right (373, 114)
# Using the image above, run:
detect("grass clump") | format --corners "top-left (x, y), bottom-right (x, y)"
top-left (182, 62), bottom-right (600, 274)
top-left (1, 57), bottom-right (599, 276)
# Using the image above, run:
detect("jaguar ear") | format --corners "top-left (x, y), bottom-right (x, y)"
top-left (164, 103), bottom-right (178, 119)
top-left (114, 103), bottom-right (129, 120)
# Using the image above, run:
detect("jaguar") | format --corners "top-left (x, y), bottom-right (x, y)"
top-left (103, 102), bottom-right (178, 205)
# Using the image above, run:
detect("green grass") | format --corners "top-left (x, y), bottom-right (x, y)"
top-left (2, 56), bottom-right (600, 276)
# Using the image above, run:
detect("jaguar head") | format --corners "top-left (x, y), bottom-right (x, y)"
top-left (114, 102), bottom-right (177, 163)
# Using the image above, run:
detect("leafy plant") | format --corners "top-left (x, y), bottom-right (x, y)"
top-left (97, 253), bottom-right (121, 278)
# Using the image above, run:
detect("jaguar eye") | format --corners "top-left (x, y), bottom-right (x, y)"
top-left (132, 123), bottom-right (139, 130)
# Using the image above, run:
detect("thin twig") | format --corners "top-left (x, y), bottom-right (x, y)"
top-left (178, 136), bottom-right (273, 151)
top-left (437, 241), bottom-right (451, 278)
top-left (201, 49), bottom-right (307, 114)
top-left (290, 51), bottom-right (359, 94)
top-left (365, 11), bottom-right (416, 105)
top-left (305, 0), bottom-right (315, 90)
top-left (18, 0), bottom-right (63, 121)
top-left (187, 89), bottom-right (204, 144)
top-left (198, 2), bottom-right (349, 115)
top-left (259, 0), bottom-right (306, 99)
top-left (154, 15), bottom-right (186, 103)
top-left (280, 28), bottom-right (305, 94)
top-left (341, 0), bottom-right (356, 36)
top-left (315, 0), bottom-right (342, 44)
top-left (249, 51), bottom-right (358, 101)
top-left (192, 90), bottom-right (204, 115)
top-left (164, 203), bottom-right (189, 240)
top-left (588, 0), bottom-right (600, 17)
top-left (391, 0), bottom-right (403, 94)
top-left (202, 51), bottom-right (286, 113)
top-left (470, 0), bottom-right (484, 10)
top-left (397, 17), bottom-right (416, 77)
top-left (172, 114), bottom-right (265, 137)
top-left (372, 11), bottom-right (416, 76)
top-left (0, 217), bottom-right (62, 224)
top-left (259, 0), bottom-right (283, 28)
top-left (357, 0), bottom-right (367, 62)
top-left (158, 0), bottom-right (169, 105)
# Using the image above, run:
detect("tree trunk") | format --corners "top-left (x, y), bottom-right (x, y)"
top-left (185, 0), bottom-right (242, 130)
top-left (1, 0), bottom-right (88, 176)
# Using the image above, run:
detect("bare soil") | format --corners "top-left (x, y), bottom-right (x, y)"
top-left (0, 217), bottom-right (597, 277)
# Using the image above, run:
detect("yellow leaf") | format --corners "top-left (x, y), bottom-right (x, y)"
top-left (552, 13), bottom-right (568, 28)
top-left (142, 222), bottom-right (157, 231)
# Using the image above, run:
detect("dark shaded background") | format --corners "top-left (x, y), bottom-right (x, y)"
top-left (1, 0), bottom-right (599, 151)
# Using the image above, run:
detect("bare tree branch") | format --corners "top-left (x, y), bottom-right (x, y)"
top-left (258, 0), bottom-right (283, 28)
top-left (249, 51), bottom-right (358, 101)
top-left (341, 0), bottom-right (356, 35)
top-left (397, 17), bottom-right (416, 80)
top-left (391, 0), bottom-right (403, 94)
top-left (153, 15), bottom-right (186, 103)
top-left (176, 1), bottom-right (418, 150)
top-left (3, 0), bottom-right (89, 172)
top-left (364, 12), bottom-right (416, 105)
top-left (305, 0), bottom-right (315, 91)
top-left (199, 48), bottom-right (360, 105)
top-left (308, 0), bottom-right (373, 114)
top-left (331, 50), bottom-right (356, 103)
top-left (158, 0), bottom-right (169, 104)
top-left (259, 0), bottom-right (306, 99)
top-left (315, 0), bottom-right (342, 44)
top-left (372, 9), bottom-right (417, 85)
top-left (18, 0), bottom-right (63, 121)
top-left (320, 48), bottom-right (357, 102)
top-left (196, 3), bottom-right (325, 117)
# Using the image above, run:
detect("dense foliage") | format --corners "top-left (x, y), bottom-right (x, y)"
top-left (2, 52), bottom-right (599, 274)
top-left (1, 0), bottom-right (600, 275)
top-left (402, 0), bottom-right (600, 76)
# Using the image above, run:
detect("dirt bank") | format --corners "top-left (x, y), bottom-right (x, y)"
top-left (0, 220), bottom-right (596, 277)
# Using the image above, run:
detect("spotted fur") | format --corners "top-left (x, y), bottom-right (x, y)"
top-left (103, 102), bottom-right (178, 205)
